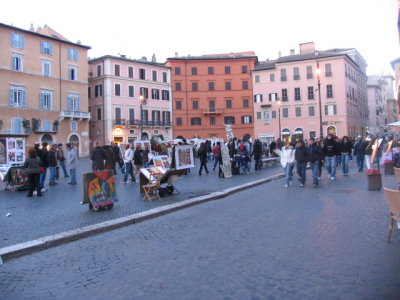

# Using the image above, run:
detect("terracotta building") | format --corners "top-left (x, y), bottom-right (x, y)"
top-left (166, 52), bottom-right (258, 140)
top-left (0, 23), bottom-right (91, 156)
top-left (88, 55), bottom-right (172, 144)
top-left (252, 42), bottom-right (369, 143)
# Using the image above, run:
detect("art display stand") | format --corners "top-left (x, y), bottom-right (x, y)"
top-left (4, 166), bottom-right (29, 192)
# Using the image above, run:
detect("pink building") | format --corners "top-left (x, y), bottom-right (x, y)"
top-left (252, 42), bottom-right (368, 144)
top-left (88, 56), bottom-right (172, 144)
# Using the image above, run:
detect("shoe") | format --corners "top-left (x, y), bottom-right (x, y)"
top-left (123, 181), bottom-right (128, 184)
top-left (300, 183), bottom-right (304, 187)
top-left (212, 168), bottom-right (215, 172)
top-left (343, 173), bottom-right (348, 176)
top-left (68, 182), bottom-right (76, 185)
top-left (284, 184), bottom-right (288, 188)
top-left (312, 184), bottom-right (317, 188)
top-left (33, 191), bottom-right (37, 195)
top-left (330, 177), bottom-right (334, 180)
top-left (49, 182), bottom-right (58, 186)
top-left (41, 188), bottom-right (47, 193)
top-left (199, 173), bottom-right (202, 176)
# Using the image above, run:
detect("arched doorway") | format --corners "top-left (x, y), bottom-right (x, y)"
top-left (41, 134), bottom-right (53, 145)
top-left (293, 127), bottom-right (304, 141)
top-left (281, 128), bottom-right (290, 142)
top-left (141, 132), bottom-right (149, 140)
top-left (69, 134), bottom-right (80, 157)
top-left (327, 126), bottom-right (337, 136)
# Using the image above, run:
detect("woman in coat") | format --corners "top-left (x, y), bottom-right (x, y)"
top-left (104, 145), bottom-right (116, 174)
top-left (24, 148), bottom-right (43, 197)
top-left (197, 142), bottom-right (209, 175)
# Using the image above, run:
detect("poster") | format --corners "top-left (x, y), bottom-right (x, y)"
top-left (140, 167), bottom-right (166, 183)
top-left (175, 145), bottom-right (195, 170)
top-left (82, 171), bottom-right (118, 207)
top-left (0, 139), bottom-right (6, 164)
top-left (5, 138), bottom-right (25, 165)
top-left (152, 155), bottom-right (170, 170)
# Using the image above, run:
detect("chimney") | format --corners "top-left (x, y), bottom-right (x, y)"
top-left (290, 49), bottom-right (295, 55)
top-left (152, 54), bottom-right (156, 62)
top-left (278, 51), bottom-right (282, 58)
top-left (29, 23), bottom-right (34, 31)
top-left (299, 42), bottom-right (315, 54)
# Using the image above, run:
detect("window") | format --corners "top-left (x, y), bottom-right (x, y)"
top-left (151, 88), bottom-right (159, 99)
top-left (13, 118), bottom-right (23, 134)
top-left (176, 117), bottom-right (182, 126)
top-left (293, 67), bottom-right (300, 80)
top-left (308, 106), bottom-right (315, 116)
top-left (11, 32), bottom-right (24, 48)
top-left (242, 65), bottom-right (248, 73)
top-left (152, 70), bottom-right (157, 81)
top-left (191, 67), bottom-right (197, 75)
top-left (281, 89), bottom-right (288, 101)
top-left (128, 66), bottom-right (134, 78)
top-left (282, 107), bottom-right (288, 118)
top-left (294, 88), bottom-right (301, 101)
top-left (42, 60), bottom-right (51, 76)
top-left (254, 94), bottom-right (263, 103)
top-left (140, 87), bottom-right (149, 99)
top-left (176, 101), bottom-right (182, 110)
top-left (192, 101), bottom-right (199, 110)
top-left (88, 87), bottom-right (91, 99)
top-left (97, 107), bottom-right (102, 120)
top-left (307, 86), bottom-right (314, 100)
top-left (210, 117), bottom-right (216, 125)
top-left (255, 75), bottom-right (260, 83)
top-left (325, 63), bottom-right (332, 77)
top-left (225, 66), bottom-right (231, 74)
top-left (162, 72), bottom-right (167, 83)
top-left (209, 100), bottom-right (215, 110)
top-left (129, 108), bottom-right (135, 121)
top-left (175, 82), bottom-right (181, 91)
top-left (243, 99), bottom-right (249, 108)
top-left (295, 107), bottom-right (301, 117)
top-left (97, 65), bottom-right (102, 77)
top-left (192, 82), bottom-right (198, 91)
top-left (67, 95), bottom-right (80, 111)
top-left (224, 116), bottom-right (235, 124)
top-left (226, 99), bottom-right (232, 108)
top-left (70, 121), bottom-right (78, 132)
top-left (306, 66), bottom-right (313, 79)
top-left (310, 131), bottom-right (316, 138)
top-left (269, 93), bottom-right (278, 102)
top-left (139, 68), bottom-right (146, 80)
top-left (225, 82), bottom-right (231, 90)
top-left (242, 115), bottom-right (252, 124)
top-left (208, 67), bottom-right (214, 75)
top-left (9, 88), bottom-right (26, 107)
top-left (129, 86), bottom-right (135, 98)
top-left (40, 40), bottom-right (53, 55)
top-left (115, 84), bottom-right (121, 96)
top-left (263, 111), bottom-right (271, 121)
top-left (271, 111), bottom-right (277, 118)
top-left (257, 112), bottom-right (262, 120)
top-left (270, 74), bottom-right (275, 82)
top-left (327, 84), bottom-right (333, 98)
top-left (40, 91), bottom-right (52, 110)
top-left (191, 117), bottom-right (201, 125)
top-left (12, 55), bottom-right (23, 71)
top-left (280, 69), bottom-right (287, 81)
top-left (162, 90), bottom-right (170, 100)
top-left (68, 48), bottom-right (78, 61)
top-left (68, 66), bottom-right (77, 80)
top-left (114, 106), bottom-right (121, 123)
top-left (208, 82), bottom-right (215, 91)
top-left (95, 85), bottom-right (103, 97)
top-left (175, 67), bottom-right (181, 75)
top-left (114, 64), bottom-right (120, 76)
top-left (325, 104), bottom-right (337, 116)
top-left (242, 81), bottom-right (249, 90)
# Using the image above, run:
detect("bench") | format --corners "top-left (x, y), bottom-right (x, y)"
top-left (261, 157), bottom-right (279, 168)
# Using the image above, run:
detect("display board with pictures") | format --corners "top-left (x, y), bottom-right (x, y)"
top-left (152, 155), bottom-right (171, 170)
top-left (140, 167), bottom-right (166, 183)
top-left (3, 138), bottom-right (25, 165)
top-left (174, 145), bottom-right (195, 170)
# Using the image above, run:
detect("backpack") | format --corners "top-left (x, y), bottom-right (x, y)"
top-left (239, 143), bottom-right (246, 152)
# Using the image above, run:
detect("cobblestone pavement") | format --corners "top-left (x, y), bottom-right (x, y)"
top-left (1, 164), bottom-right (400, 299)
top-left (0, 158), bottom-right (282, 248)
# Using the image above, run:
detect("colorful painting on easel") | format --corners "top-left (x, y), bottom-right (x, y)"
top-left (82, 171), bottom-right (118, 207)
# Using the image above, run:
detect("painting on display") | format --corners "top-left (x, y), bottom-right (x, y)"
top-left (140, 167), bottom-right (166, 183)
top-left (175, 145), bottom-right (194, 170)
top-left (82, 171), bottom-right (118, 207)
top-left (5, 138), bottom-right (25, 165)
top-left (152, 155), bottom-right (171, 170)
top-left (134, 140), bottom-right (151, 150)
top-left (0, 139), bottom-right (6, 164)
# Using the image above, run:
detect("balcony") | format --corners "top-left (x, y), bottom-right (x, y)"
top-left (59, 110), bottom-right (91, 121)
top-left (113, 119), bottom-right (126, 127)
top-left (0, 128), bottom-right (32, 137)
top-left (34, 126), bottom-right (59, 134)
top-left (203, 108), bottom-right (222, 115)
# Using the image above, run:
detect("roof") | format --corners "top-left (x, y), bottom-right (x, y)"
top-left (89, 55), bottom-right (170, 68)
top-left (0, 23), bottom-right (91, 49)
top-left (167, 53), bottom-right (258, 61)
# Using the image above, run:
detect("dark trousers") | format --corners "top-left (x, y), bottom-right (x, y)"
top-left (254, 157), bottom-right (262, 170)
top-left (28, 174), bottom-right (41, 196)
top-left (297, 162), bottom-right (307, 185)
top-left (356, 154), bottom-right (364, 171)
top-left (199, 161), bottom-right (209, 175)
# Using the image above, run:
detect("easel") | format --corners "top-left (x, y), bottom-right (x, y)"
top-left (4, 166), bottom-right (28, 192)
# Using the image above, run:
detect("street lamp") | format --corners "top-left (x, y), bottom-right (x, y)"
top-left (139, 94), bottom-right (145, 140)
top-left (276, 100), bottom-right (281, 140)
top-left (316, 62), bottom-right (323, 141)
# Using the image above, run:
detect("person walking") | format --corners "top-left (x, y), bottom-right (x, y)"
top-left (38, 142), bottom-right (49, 192)
top-left (340, 136), bottom-right (352, 176)
top-left (122, 144), bottom-right (135, 183)
top-left (252, 139), bottom-right (263, 171)
top-left (279, 141), bottom-right (295, 187)
top-left (212, 142), bottom-right (221, 171)
top-left (354, 136), bottom-right (366, 172)
top-left (206, 140), bottom-right (212, 162)
top-left (323, 134), bottom-right (338, 180)
top-left (238, 140), bottom-right (251, 174)
top-left (56, 143), bottom-right (69, 179)
top-left (142, 145), bottom-right (150, 168)
top-left (364, 136), bottom-right (375, 170)
top-left (133, 144), bottom-right (143, 180)
top-left (90, 141), bottom-right (105, 172)
top-left (197, 142), bottom-right (209, 175)
top-left (307, 138), bottom-right (323, 188)
top-left (48, 144), bottom-right (58, 185)
top-left (104, 145), bottom-right (116, 174)
top-left (23, 148), bottom-right (43, 197)
top-left (111, 141), bottom-right (123, 173)
top-left (295, 140), bottom-right (308, 187)
top-left (66, 143), bottom-right (77, 185)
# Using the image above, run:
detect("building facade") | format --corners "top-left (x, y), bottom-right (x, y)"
top-left (166, 52), bottom-right (258, 140)
top-left (367, 76), bottom-right (387, 135)
top-left (88, 56), bottom-right (172, 144)
top-left (384, 74), bottom-right (398, 124)
top-left (252, 42), bottom-right (369, 144)
top-left (0, 23), bottom-right (91, 156)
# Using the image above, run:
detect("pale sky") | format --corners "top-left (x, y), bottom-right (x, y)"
top-left (1, 0), bottom-right (399, 75)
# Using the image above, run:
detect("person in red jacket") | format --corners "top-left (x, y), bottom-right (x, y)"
top-left (212, 142), bottom-right (221, 171)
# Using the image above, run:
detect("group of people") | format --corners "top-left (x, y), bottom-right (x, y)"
top-left (23, 142), bottom-right (77, 197)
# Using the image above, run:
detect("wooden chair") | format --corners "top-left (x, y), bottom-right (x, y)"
top-left (142, 175), bottom-right (161, 202)
top-left (394, 167), bottom-right (400, 189)
top-left (383, 187), bottom-right (400, 243)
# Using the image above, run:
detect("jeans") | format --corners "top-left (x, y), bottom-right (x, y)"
top-left (296, 162), bottom-right (307, 185)
top-left (310, 161), bottom-right (319, 185)
top-left (70, 169), bottom-right (77, 184)
top-left (341, 153), bottom-right (349, 174)
top-left (356, 154), bottom-right (364, 171)
top-left (336, 155), bottom-right (341, 166)
top-left (325, 156), bottom-right (336, 178)
top-left (213, 155), bottom-right (219, 170)
top-left (49, 166), bottom-right (56, 184)
top-left (123, 162), bottom-right (135, 182)
top-left (284, 163), bottom-right (293, 185)
top-left (241, 160), bottom-right (250, 174)
top-left (60, 160), bottom-right (68, 177)
top-left (40, 167), bottom-right (47, 189)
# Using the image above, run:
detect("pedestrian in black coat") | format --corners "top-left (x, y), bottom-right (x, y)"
top-left (104, 145), bottom-right (116, 174)
top-left (295, 140), bottom-right (308, 186)
top-left (197, 142), bottom-right (209, 175)
top-left (90, 141), bottom-right (105, 171)
top-left (252, 139), bottom-right (263, 170)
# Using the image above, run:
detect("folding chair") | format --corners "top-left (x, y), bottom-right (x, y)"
top-left (142, 175), bottom-right (161, 202)
top-left (383, 187), bottom-right (400, 243)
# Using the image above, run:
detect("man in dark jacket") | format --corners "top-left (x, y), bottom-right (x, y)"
top-left (111, 141), bottom-right (123, 172)
top-left (90, 141), bottom-right (105, 171)
top-left (307, 138), bottom-right (323, 187)
top-left (323, 134), bottom-right (338, 180)
top-left (48, 144), bottom-right (58, 185)
top-left (353, 136), bottom-right (366, 172)
top-left (39, 142), bottom-right (49, 191)
top-left (252, 139), bottom-right (263, 171)
top-left (133, 144), bottom-right (143, 179)
top-left (295, 140), bottom-right (308, 187)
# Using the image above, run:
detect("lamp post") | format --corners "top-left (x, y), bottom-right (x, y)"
top-left (277, 100), bottom-right (281, 140)
top-left (139, 94), bottom-right (144, 140)
top-left (316, 62), bottom-right (323, 141)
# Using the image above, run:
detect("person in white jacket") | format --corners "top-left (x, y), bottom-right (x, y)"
top-left (276, 141), bottom-right (295, 187)
top-left (122, 144), bottom-right (135, 183)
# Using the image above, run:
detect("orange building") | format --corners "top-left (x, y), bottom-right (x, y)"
top-left (166, 52), bottom-right (258, 140)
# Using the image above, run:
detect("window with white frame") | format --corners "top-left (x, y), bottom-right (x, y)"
top-left (95, 85), bottom-right (103, 97)
top-left (115, 84), bottom-right (121, 96)
top-left (40, 91), bottom-right (52, 110)
top-left (325, 104), bottom-right (337, 116)
top-left (294, 87), bottom-right (301, 101)
top-left (254, 94), bottom-right (263, 103)
top-left (40, 40), bottom-right (53, 55)
top-left (295, 107), bottom-right (302, 117)
top-left (70, 121), bottom-right (78, 132)
top-left (68, 66), bottom-right (77, 80)
top-left (12, 54), bottom-right (23, 71)
top-left (11, 32), bottom-right (24, 48)
top-left (9, 88), bottom-right (26, 107)
top-left (242, 115), bottom-right (252, 124)
top-left (263, 111), bottom-right (271, 121)
top-left (42, 60), bottom-right (51, 76)
top-left (68, 48), bottom-right (78, 61)
top-left (327, 84), bottom-right (333, 98)
top-left (67, 95), bottom-right (80, 111)
top-left (12, 118), bottom-right (23, 134)
top-left (308, 106), bottom-right (315, 116)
